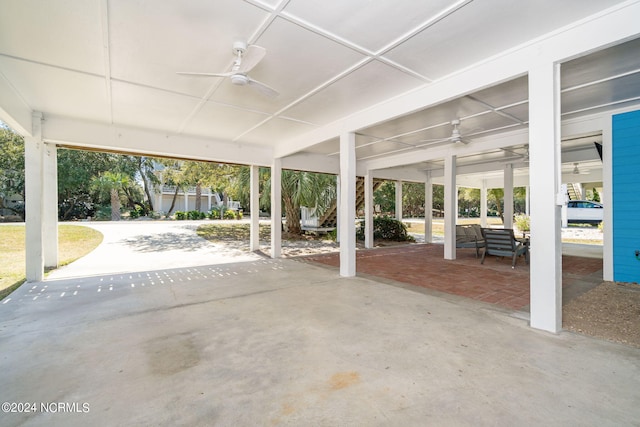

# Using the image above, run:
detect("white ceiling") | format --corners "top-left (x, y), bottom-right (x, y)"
top-left (1, 0), bottom-right (639, 181)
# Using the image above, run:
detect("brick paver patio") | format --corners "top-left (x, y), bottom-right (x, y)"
top-left (303, 244), bottom-right (603, 311)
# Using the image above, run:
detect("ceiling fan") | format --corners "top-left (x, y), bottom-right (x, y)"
top-left (418, 119), bottom-right (472, 146)
top-left (572, 162), bottom-right (590, 175)
top-left (177, 40), bottom-right (278, 98)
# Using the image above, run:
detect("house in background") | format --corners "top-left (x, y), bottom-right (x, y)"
top-left (1, 1), bottom-right (639, 333)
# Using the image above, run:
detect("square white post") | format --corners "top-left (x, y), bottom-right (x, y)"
top-left (270, 158), bottom-right (282, 258)
top-left (525, 185), bottom-right (530, 216)
top-left (25, 112), bottom-right (44, 282)
top-left (424, 172), bottom-right (433, 243)
top-left (339, 132), bottom-right (356, 277)
top-left (43, 142), bottom-right (58, 268)
top-left (395, 180), bottom-right (403, 220)
top-left (364, 171), bottom-right (374, 249)
top-left (503, 163), bottom-right (514, 229)
top-left (602, 120), bottom-right (613, 281)
top-left (529, 61), bottom-right (562, 333)
top-left (250, 165), bottom-right (260, 252)
top-left (444, 154), bottom-right (457, 260)
top-left (335, 175), bottom-right (341, 243)
top-left (480, 180), bottom-right (488, 228)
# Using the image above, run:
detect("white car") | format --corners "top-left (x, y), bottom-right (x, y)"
top-left (566, 200), bottom-right (603, 225)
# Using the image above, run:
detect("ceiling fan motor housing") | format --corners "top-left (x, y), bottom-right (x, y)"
top-left (230, 74), bottom-right (249, 86)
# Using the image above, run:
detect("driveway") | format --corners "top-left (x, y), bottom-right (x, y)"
top-left (47, 220), bottom-right (263, 280)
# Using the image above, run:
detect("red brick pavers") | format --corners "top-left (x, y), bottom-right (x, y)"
top-left (302, 244), bottom-right (603, 311)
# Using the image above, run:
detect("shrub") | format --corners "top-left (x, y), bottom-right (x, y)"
top-left (186, 210), bottom-right (205, 220)
top-left (224, 209), bottom-right (237, 220)
top-left (95, 205), bottom-right (112, 221)
top-left (208, 207), bottom-right (221, 220)
top-left (236, 210), bottom-right (243, 220)
top-left (175, 211), bottom-right (186, 220)
top-left (514, 215), bottom-right (530, 233)
top-left (357, 216), bottom-right (413, 242)
top-left (129, 206), bottom-right (144, 219)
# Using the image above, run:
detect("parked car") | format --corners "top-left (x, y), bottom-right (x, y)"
top-left (566, 200), bottom-right (603, 224)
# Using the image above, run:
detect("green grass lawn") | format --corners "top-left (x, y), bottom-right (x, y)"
top-left (0, 225), bottom-right (103, 300)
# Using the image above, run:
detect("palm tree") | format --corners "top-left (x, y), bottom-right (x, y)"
top-left (91, 171), bottom-right (130, 221)
top-left (279, 170), bottom-right (336, 234)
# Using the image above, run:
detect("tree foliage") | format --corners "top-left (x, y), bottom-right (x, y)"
top-left (0, 126), bottom-right (25, 217)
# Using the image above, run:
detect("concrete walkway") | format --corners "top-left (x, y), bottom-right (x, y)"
top-left (48, 220), bottom-right (263, 279)
top-left (1, 258), bottom-right (639, 426)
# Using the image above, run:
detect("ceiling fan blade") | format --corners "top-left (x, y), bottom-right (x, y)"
top-left (237, 45), bottom-right (266, 73)
top-left (176, 71), bottom-right (233, 77)
top-left (246, 77), bottom-right (279, 98)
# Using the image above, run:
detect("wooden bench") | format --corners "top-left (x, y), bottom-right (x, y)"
top-left (481, 228), bottom-right (529, 268)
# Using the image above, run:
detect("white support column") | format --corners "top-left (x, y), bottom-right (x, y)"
top-left (444, 154), bottom-right (457, 260)
top-left (250, 165), bottom-right (260, 252)
top-left (43, 143), bottom-right (58, 268)
top-left (395, 180), bottom-right (403, 221)
top-left (339, 132), bottom-right (356, 277)
top-left (364, 171), bottom-right (374, 249)
top-left (480, 180), bottom-right (488, 228)
top-left (25, 112), bottom-right (44, 282)
top-left (525, 185), bottom-right (530, 216)
top-left (455, 185), bottom-right (459, 223)
top-left (335, 175), bottom-right (341, 243)
top-left (602, 118), bottom-right (613, 281)
top-left (529, 60), bottom-right (562, 333)
top-left (270, 159), bottom-right (282, 258)
top-left (207, 191), bottom-right (212, 212)
top-left (503, 163), bottom-right (514, 229)
top-left (424, 172), bottom-right (433, 243)
top-left (183, 190), bottom-right (188, 211)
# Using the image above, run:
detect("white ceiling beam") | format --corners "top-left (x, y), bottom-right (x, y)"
top-left (365, 129), bottom-right (529, 171)
top-left (41, 116), bottom-right (273, 166)
top-left (281, 152), bottom-right (339, 175)
top-left (274, 0), bottom-right (640, 159)
top-left (0, 72), bottom-right (32, 136)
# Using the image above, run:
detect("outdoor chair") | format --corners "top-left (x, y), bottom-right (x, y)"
top-left (456, 224), bottom-right (485, 258)
top-left (480, 228), bottom-right (529, 268)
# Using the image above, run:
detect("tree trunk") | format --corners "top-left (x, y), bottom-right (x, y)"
top-left (138, 159), bottom-right (154, 212)
top-left (110, 188), bottom-right (121, 221)
top-left (195, 182), bottom-right (202, 212)
top-left (283, 195), bottom-right (301, 234)
top-left (166, 186), bottom-right (179, 216)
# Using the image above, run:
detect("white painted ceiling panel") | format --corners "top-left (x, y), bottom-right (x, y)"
top-left (385, 0), bottom-right (622, 80)
top-left (285, 60), bottom-right (423, 125)
top-left (111, 82), bottom-right (200, 133)
top-left (0, 0), bottom-right (104, 74)
top-left (283, 0), bottom-right (455, 52)
top-left (240, 117), bottom-right (318, 146)
top-left (0, 57), bottom-right (109, 123)
top-left (183, 101), bottom-right (271, 142)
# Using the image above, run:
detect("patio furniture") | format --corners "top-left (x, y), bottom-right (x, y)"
top-left (481, 228), bottom-right (529, 268)
top-left (456, 224), bottom-right (485, 258)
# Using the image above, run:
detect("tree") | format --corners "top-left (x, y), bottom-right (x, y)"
top-left (280, 171), bottom-right (336, 234)
top-left (374, 181), bottom-right (395, 214)
top-left (91, 171), bottom-right (131, 221)
top-left (0, 125), bottom-right (25, 217)
top-left (402, 182), bottom-right (425, 218)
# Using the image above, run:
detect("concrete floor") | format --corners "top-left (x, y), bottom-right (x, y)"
top-left (1, 258), bottom-right (639, 426)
